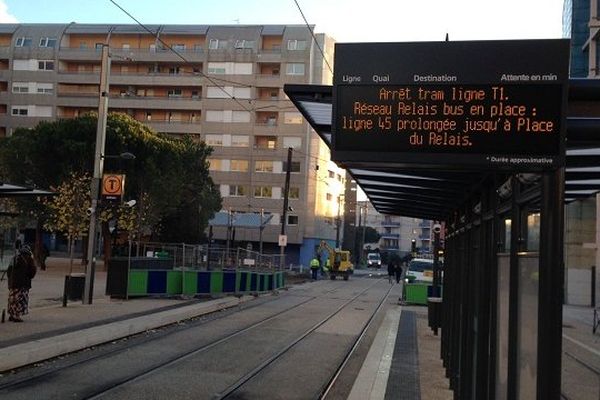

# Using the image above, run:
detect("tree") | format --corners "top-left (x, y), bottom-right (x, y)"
top-left (358, 226), bottom-right (381, 243)
top-left (43, 172), bottom-right (91, 272)
top-left (0, 112), bottom-right (222, 262)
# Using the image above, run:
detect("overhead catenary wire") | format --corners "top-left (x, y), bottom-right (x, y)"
top-left (292, 0), bottom-right (334, 75)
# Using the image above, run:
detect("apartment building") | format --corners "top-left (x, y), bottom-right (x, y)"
top-left (0, 23), bottom-right (344, 266)
top-left (357, 200), bottom-right (432, 260)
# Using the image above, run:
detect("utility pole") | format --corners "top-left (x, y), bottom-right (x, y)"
top-left (280, 147), bottom-right (293, 270)
top-left (360, 204), bottom-right (367, 266)
top-left (335, 195), bottom-right (342, 249)
top-left (83, 44), bottom-right (110, 305)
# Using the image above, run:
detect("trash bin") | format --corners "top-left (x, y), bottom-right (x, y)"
top-left (64, 273), bottom-right (85, 302)
top-left (427, 296), bottom-right (442, 335)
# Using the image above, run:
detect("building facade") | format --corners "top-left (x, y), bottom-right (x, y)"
top-left (0, 23), bottom-right (345, 267)
top-left (357, 200), bottom-right (431, 262)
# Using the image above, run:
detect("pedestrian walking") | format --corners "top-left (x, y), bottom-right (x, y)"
top-left (6, 245), bottom-right (36, 322)
top-left (310, 256), bottom-right (320, 280)
top-left (395, 262), bottom-right (404, 284)
top-left (387, 260), bottom-right (395, 284)
top-left (40, 244), bottom-right (50, 271)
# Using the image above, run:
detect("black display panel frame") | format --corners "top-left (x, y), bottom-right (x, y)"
top-left (332, 40), bottom-right (570, 170)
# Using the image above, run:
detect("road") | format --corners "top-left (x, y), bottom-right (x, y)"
top-left (0, 275), bottom-right (396, 400)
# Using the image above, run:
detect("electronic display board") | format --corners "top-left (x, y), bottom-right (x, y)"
top-left (332, 40), bottom-right (569, 170)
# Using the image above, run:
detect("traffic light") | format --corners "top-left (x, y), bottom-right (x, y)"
top-left (411, 239), bottom-right (417, 254)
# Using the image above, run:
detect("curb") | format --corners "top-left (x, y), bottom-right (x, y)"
top-left (0, 295), bottom-right (255, 372)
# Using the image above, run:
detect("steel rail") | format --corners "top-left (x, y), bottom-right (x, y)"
top-left (319, 282), bottom-right (395, 399)
top-left (215, 278), bottom-right (389, 400)
top-left (0, 294), bottom-right (313, 393)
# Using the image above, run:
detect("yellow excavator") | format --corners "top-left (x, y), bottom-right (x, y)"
top-left (317, 241), bottom-right (353, 280)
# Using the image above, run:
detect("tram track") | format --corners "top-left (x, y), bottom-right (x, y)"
top-left (213, 279), bottom-right (394, 400)
top-left (561, 345), bottom-right (600, 400)
top-left (0, 293), bottom-right (315, 394)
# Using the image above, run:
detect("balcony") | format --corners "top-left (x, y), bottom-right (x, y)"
top-left (256, 49), bottom-right (282, 62)
top-left (419, 236), bottom-right (432, 241)
top-left (380, 233), bottom-right (400, 239)
top-left (145, 120), bottom-right (202, 134)
top-left (56, 93), bottom-right (203, 110)
top-left (56, 71), bottom-right (204, 86)
top-left (381, 221), bottom-right (401, 227)
top-left (59, 47), bottom-right (206, 63)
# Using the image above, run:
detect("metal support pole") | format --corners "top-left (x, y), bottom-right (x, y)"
top-left (83, 44), bottom-right (110, 305)
top-left (280, 147), bottom-right (293, 270)
top-left (259, 208), bottom-right (264, 268)
top-left (335, 195), bottom-right (342, 249)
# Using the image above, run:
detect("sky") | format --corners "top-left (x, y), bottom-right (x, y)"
top-left (2, 0), bottom-right (565, 42)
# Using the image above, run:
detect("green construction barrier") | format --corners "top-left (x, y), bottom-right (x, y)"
top-left (128, 271), bottom-right (148, 295)
top-left (405, 283), bottom-right (429, 305)
top-left (124, 269), bottom-right (286, 297)
top-left (167, 271), bottom-right (182, 295)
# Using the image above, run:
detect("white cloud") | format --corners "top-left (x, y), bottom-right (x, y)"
top-left (0, 0), bottom-right (17, 23)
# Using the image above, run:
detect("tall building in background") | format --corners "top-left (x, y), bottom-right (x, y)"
top-left (0, 23), bottom-right (344, 267)
top-left (563, 0), bottom-right (592, 77)
top-left (356, 200), bottom-right (431, 262)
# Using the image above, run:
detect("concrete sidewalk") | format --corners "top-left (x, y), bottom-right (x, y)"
top-left (0, 257), bottom-right (258, 372)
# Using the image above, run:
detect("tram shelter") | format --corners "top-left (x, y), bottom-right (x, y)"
top-left (283, 39), bottom-right (597, 400)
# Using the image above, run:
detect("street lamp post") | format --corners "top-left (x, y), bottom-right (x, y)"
top-left (83, 44), bottom-right (110, 305)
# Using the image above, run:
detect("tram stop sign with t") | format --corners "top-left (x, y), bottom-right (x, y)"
top-left (101, 174), bottom-right (125, 202)
top-left (332, 39), bottom-right (569, 171)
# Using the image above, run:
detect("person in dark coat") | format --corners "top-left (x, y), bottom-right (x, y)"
top-left (395, 262), bottom-right (404, 284)
top-left (6, 245), bottom-right (36, 322)
top-left (387, 260), bottom-right (395, 284)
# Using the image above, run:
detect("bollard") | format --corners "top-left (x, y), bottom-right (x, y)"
top-left (62, 275), bottom-right (69, 307)
top-left (1, 309), bottom-right (5, 323)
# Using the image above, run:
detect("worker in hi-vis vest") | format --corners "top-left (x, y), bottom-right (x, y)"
top-left (310, 257), bottom-right (320, 280)
top-left (324, 258), bottom-right (331, 276)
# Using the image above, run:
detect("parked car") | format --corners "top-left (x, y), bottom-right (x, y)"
top-left (367, 252), bottom-right (382, 268)
top-left (406, 258), bottom-right (434, 282)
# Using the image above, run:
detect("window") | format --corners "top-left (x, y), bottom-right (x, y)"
top-left (284, 112), bottom-right (303, 124)
top-left (287, 215), bottom-right (299, 225)
top-left (172, 44), bottom-right (186, 51)
top-left (207, 62), bottom-right (252, 75)
top-left (39, 37), bottom-right (57, 48)
top-left (254, 186), bottom-right (272, 198)
top-left (168, 89), bottom-right (182, 97)
top-left (38, 60), bottom-right (54, 71)
top-left (122, 43), bottom-right (130, 50)
top-left (283, 137), bottom-right (302, 149)
top-left (234, 40), bottom-right (255, 49)
top-left (286, 63), bottom-right (305, 75)
top-left (289, 187), bottom-right (300, 199)
top-left (15, 37), bottom-right (32, 47)
top-left (231, 135), bottom-right (249, 147)
top-left (209, 39), bottom-right (227, 50)
top-left (146, 112), bottom-right (152, 121)
top-left (205, 110), bottom-right (251, 123)
top-left (95, 43), bottom-right (103, 50)
top-left (287, 40), bottom-right (307, 50)
top-left (328, 170), bottom-right (335, 178)
top-left (208, 159), bottom-right (222, 171)
top-left (230, 160), bottom-right (249, 172)
top-left (255, 136), bottom-right (277, 149)
top-left (255, 160), bottom-right (274, 173)
top-left (168, 66), bottom-right (180, 75)
top-left (79, 42), bottom-right (88, 49)
top-left (206, 86), bottom-right (251, 99)
top-left (282, 161), bottom-right (301, 173)
top-left (326, 193), bottom-right (333, 201)
top-left (229, 185), bottom-right (246, 197)
top-left (36, 83), bottom-right (53, 94)
top-left (12, 83), bottom-right (29, 93)
top-left (11, 107), bottom-right (28, 116)
top-left (205, 134), bottom-right (223, 146)
top-left (337, 174), bottom-right (343, 182)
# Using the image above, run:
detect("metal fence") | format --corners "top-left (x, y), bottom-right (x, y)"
top-left (129, 241), bottom-right (286, 272)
